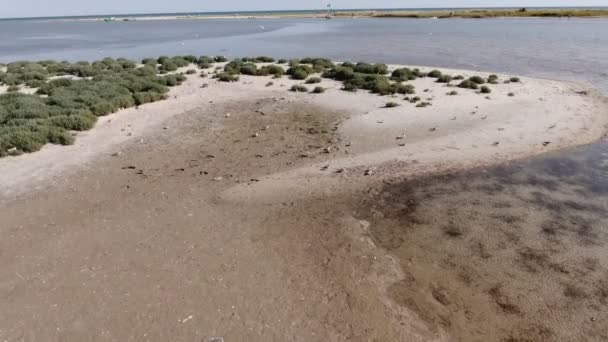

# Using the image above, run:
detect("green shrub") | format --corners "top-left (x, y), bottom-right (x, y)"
top-left (163, 74), bottom-right (187, 86)
top-left (510, 77), bottom-right (520, 82)
top-left (428, 69), bottom-right (443, 78)
top-left (133, 91), bottom-right (166, 105)
top-left (185, 69), bottom-right (196, 75)
top-left (312, 86), bottom-right (325, 94)
top-left (214, 56), bottom-right (228, 63)
top-left (458, 80), bottom-right (479, 89)
top-left (182, 55), bottom-right (198, 63)
top-left (7, 85), bottom-right (20, 92)
top-left (217, 72), bottom-right (239, 82)
top-left (391, 68), bottom-right (419, 81)
top-left (342, 83), bottom-right (358, 92)
top-left (239, 63), bottom-right (259, 75)
top-left (266, 81), bottom-right (274, 87)
top-left (370, 77), bottom-right (395, 95)
top-left (305, 77), bottom-right (322, 84)
top-left (224, 59), bottom-right (244, 74)
top-left (488, 74), bottom-right (499, 84)
top-left (508, 92), bottom-right (515, 97)
top-left (354, 62), bottom-right (388, 74)
top-left (469, 76), bottom-right (485, 84)
top-left (254, 56), bottom-right (275, 63)
top-left (453, 75), bottom-right (465, 80)
top-left (300, 58), bottom-right (333, 72)
top-left (436, 75), bottom-right (452, 83)
top-left (416, 101), bottom-right (432, 108)
top-left (385, 102), bottom-right (399, 108)
top-left (142, 58), bottom-right (157, 66)
top-left (395, 83), bottom-right (416, 94)
top-left (287, 65), bottom-right (314, 80)
top-left (261, 65), bottom-right (285, 77)
top-left (447, 90), bottom-right (458, 95)
top-left (480, 85), bottom-right (492, 93)
top-left (322, 65), bottom-right (354, 81)
top-left (290, 84), bottom-right (308, 92)
top-left (48, 112), bottom-right (98, 130)
top-left (278, 59), bottom-right (288, 64)
top-left (25, 79), bottom-right (45, 88)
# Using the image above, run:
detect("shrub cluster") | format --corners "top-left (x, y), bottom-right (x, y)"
top-left (312, 86), bottom-right (325, 94)
top-left (217, 72), bottom-right (239, 82)
top-left (222, 59), bottom-right (285, 77)
top-left (287, 64), bottom-right (314, 80)
top-left (299, 58), bottom-right (334, 72)
top-left (436, 75), bottom-right (452, 83)
top-left (290, 85), bottom-right (308, 92)
top-left (390, 67), bottom-right (424, 81)
top-left (305, 77), bottom-right (322, 84)
top-left (322, 64), bottom-right (415, 95)
top-left (0, 57), bottom-right (185, 156)
top-left (458, 79), bottom-right (480, 90)
top-left (385, 102), bottom-right (399, 108)
top-left (427, 70), bottom-right (443, 78)
top-left (469, 76), bottom-right (486, 84)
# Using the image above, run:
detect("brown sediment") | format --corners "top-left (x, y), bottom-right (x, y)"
top-left (355, 145), bottom-right (608, 340)
top-left (1, 63), bottom-right (608, 340)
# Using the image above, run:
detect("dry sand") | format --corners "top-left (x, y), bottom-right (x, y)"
top-left (1, 64), bottom-right (607, 341)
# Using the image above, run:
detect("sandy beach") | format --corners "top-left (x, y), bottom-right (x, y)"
top-left (1, 62), bottom-right (607, 341)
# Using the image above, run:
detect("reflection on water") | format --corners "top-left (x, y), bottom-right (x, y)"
top-left (358, 140), bottom-right (608, 341)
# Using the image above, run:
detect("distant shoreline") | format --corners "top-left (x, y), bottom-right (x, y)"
top-left (3, 7), bottom-right (608, 22)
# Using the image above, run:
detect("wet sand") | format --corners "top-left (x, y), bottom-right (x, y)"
top-left (356, 141), bottom-right (608, 340)
top-left (1, 64), bottom-right (608, 341)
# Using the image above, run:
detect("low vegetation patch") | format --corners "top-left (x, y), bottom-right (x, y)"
top-left (436, 74), bottom-right (452, 83)
top-left (290, 84), bottom-right (309, 92)
top-left (305, 77), bottom-right (322, 84)
top-left (510, 77), bottom-right (521, 82)
top-left (384, 101), bottom-right (400, 108)
top-left (312, 86), bottom-right (326, 94)
top-left (458, 79), bottom-right (480, 90)
top-left (480, 85), bottom-right (492, 94)
top-left (428, 70), bottom-right (443, 78)
top-left (0, 56), bottom-right (189, 156)
top-left (217, 72), bottom-right (239, 82)
top-left (416, 101), bottom-right (432, 108)
top-left (469, 76), bottom-right (486, 84)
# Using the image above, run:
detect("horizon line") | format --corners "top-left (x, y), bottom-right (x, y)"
top-left (2, 5), bottom-right (607, 20)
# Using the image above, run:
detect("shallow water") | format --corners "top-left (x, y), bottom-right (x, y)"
top-left (357, 139), bottom-right (608, 340)
top-left (1, 18), bottom-right (608, 92)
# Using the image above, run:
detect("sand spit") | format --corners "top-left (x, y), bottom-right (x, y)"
top-left (1, 63), bottom-right (607, 341)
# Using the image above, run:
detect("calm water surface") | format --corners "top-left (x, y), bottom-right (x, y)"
top-left (1, 18), bottom-right (607, 91)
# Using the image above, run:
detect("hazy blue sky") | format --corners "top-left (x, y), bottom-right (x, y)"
top-left (3, 0), bottom-right (608, 18)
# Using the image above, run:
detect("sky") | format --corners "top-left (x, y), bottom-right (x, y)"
top-left (2, 0), bottom-right (608, 18)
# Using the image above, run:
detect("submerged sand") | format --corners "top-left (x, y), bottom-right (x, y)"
top-left (0, 64), bottom-right (607, 341)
